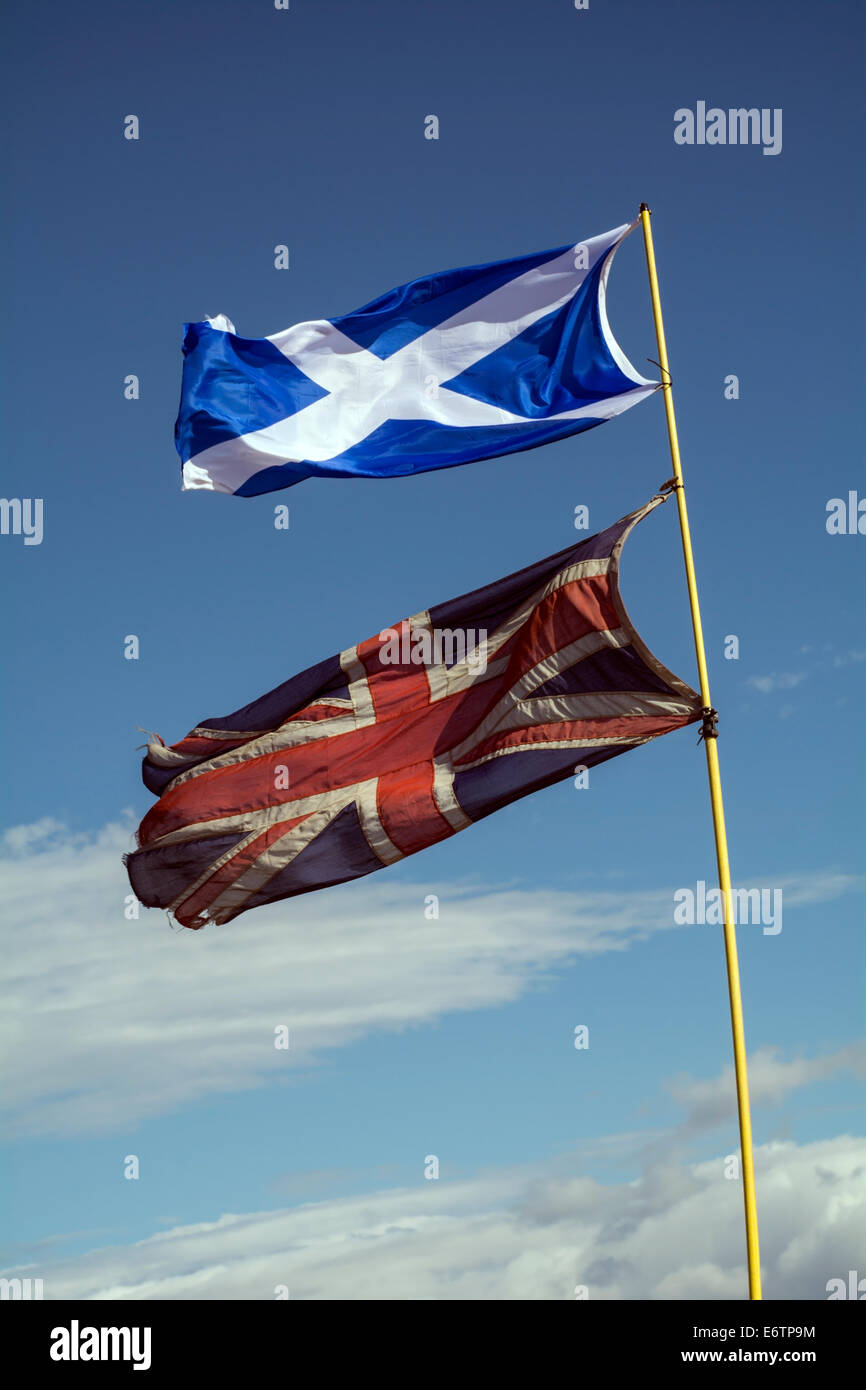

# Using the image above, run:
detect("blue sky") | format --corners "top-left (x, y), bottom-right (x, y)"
top-left (1, 0), bottom-right (863, 1299)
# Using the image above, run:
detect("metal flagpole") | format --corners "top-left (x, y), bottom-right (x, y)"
top-left (637, 203), bottom-right (762, 1301)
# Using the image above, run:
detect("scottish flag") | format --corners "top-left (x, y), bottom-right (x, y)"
top-left (177, 220), bottom-right (658, 497)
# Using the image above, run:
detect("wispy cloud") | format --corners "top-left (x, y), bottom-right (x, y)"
top-left (0, 817), bottom-right (683, 1138)
top-left (0, 819), bottom-right (859, 1139)
top-left (754, 645), bottom-right (866, 693)
top-left (746, 673), bottom-right (807, 695)
top-left (667, 1044), bottom-right (866, 1136)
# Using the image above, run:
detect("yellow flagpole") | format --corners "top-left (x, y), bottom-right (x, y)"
top-left (637, 202), bottom-right (762, 1301)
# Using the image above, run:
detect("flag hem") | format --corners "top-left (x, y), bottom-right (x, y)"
top-left (608, 494), bottom-right (702, 709)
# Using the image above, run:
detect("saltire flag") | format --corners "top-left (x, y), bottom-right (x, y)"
top-left (126, 497), bottom-right (701, 929)
top-left (178, 221), bottom-right (658, 497)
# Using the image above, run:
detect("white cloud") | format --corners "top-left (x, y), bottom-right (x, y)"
top-left (0, 819), bottom-right (859, 1138)
top-left (6, 1135), bottom-right (864, 1301)
top-left (1, 817), bottom-right (68, 856)
top-left (749, 647), bottom-right (866, 691)
top-left (767, 872), bottom-right (860, 909)
top-left (668, 1044), bottom-right (866, 1135)
top-left (746, 673), bottom-right (806, 695)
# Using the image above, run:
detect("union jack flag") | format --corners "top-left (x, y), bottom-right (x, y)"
top-left (126, 497), bottom-right (701, 929)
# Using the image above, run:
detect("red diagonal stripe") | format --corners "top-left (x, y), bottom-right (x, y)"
top-left (175, 812), bottom-right (311, 928)
top-left (455, 713), bottom-right (695, 767)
